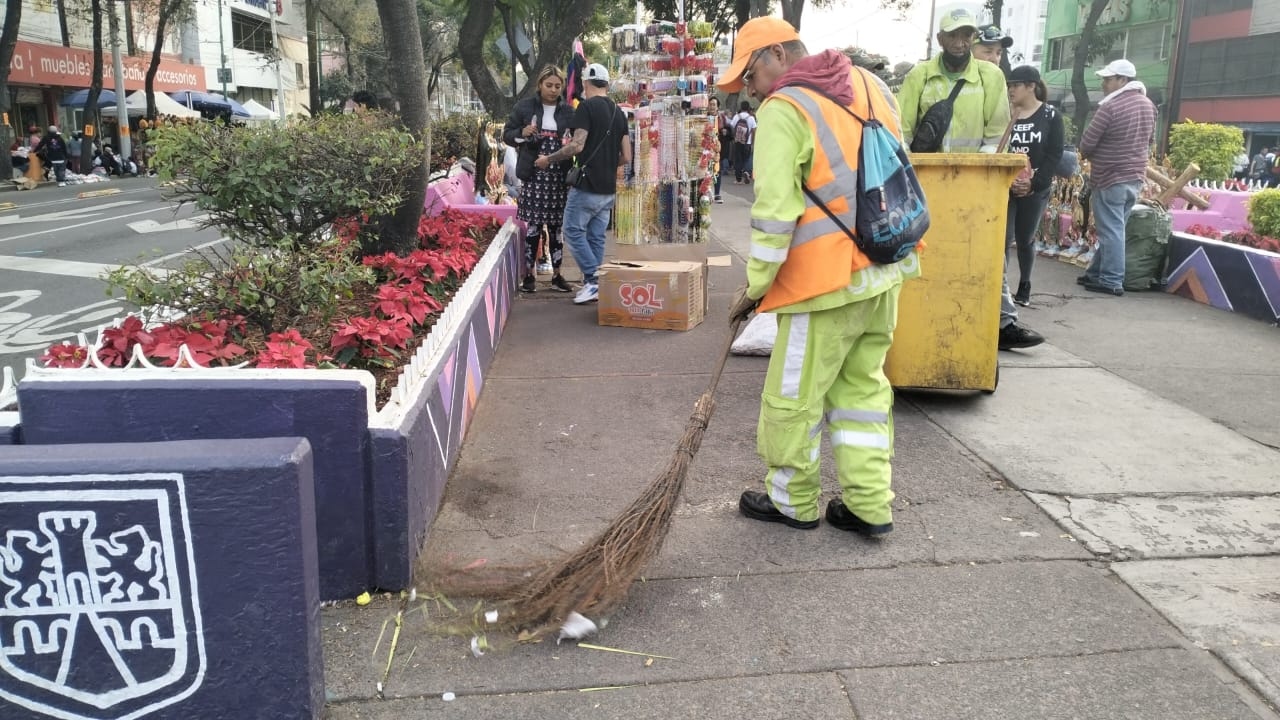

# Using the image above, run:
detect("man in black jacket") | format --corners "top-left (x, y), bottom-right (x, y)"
top-left (35, 126), bottom-right (69, 186)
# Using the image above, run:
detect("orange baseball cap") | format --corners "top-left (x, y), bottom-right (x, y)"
top-left (716, 17), bottom-right (800, 93)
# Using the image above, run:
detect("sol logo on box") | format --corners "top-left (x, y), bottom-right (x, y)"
top-left (619, 282), bottom-right (664, 316)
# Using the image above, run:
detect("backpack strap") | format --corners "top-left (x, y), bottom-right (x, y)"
top-left (802, 185), bottom-right (860, 246)
top-left (784, 76), bottom-right (874, 249)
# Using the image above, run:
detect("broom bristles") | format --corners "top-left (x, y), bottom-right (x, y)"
top-left (426, 392), bottom-right (716, 634)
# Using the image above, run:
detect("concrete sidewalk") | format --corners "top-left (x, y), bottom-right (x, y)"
top-left (322, 192), bottom-right (1280, 719)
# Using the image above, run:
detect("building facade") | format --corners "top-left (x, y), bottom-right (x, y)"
top-left (4, 0), bottom-right (304, 142)
top-left (183, 0), bottom-right (301, 116)
top-left (5, 4), bottom-right (203, 138)
top-left (1171, 0), bottom-right (1280, 154)
top-left (995, 0), bottom-right (1050, 68)
top-left (1041, 0), bottom-right (1175, 125)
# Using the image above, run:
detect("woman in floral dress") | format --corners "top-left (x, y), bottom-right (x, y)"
top-left (504, 65), bottom-right (577, 293)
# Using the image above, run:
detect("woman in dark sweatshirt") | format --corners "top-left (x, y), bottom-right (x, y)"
top-left (1005, 65), bottom-right (1064, 305)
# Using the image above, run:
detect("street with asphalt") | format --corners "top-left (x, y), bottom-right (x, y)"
top-left (321, 182), bottom-right (1280, 718)
top-left (0, 178), bottom-right (220, 364)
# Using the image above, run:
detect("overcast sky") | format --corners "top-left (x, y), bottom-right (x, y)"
top-left (797, 1), bottom-right (938, 65)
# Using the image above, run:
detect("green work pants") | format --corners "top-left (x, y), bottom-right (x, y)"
top-left (757, 287), bottom-right (900, 525)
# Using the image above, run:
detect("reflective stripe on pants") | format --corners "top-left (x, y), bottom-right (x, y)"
top-left (757, 287), bottom-right (900, 525)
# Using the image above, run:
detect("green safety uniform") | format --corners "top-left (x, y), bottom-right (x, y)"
top-left (748, 76), bottom-right (922, 526)
top-left (896, 54), bottom-right (1011, 153)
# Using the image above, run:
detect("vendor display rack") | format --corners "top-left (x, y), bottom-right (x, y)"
top-left (607, 19), bottom-right (721, 246)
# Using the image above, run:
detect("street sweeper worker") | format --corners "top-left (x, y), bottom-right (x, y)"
top-left (720, 17), bottom-right (919, 537)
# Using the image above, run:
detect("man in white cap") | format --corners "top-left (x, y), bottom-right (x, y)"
top-left (1077, 58), bottom-right (1156, 297)
top-left (535, 62), bottom-right (631, 304)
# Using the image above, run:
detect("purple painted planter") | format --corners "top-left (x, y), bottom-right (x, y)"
top-left (1165, 231), bottom-right (1280, 325)
top-left (10, 220), bottom-right (522, 600)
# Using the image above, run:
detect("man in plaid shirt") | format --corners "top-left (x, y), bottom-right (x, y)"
top-left (1077, 59), bottom-right (1157, 296)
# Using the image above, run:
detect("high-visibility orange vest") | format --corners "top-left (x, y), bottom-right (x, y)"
top-left (757, 67), bottom-right (906, 313)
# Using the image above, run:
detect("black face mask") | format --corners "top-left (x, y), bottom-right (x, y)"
top-left (942, 49), bottom-right (970, 72)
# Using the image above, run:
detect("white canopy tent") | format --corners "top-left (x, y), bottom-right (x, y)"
top-left (239, 99), bottom-right (280, 122)
top-left (99, 90), bottom-right (201, 119)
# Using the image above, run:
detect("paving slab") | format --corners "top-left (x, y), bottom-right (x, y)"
top-left (844, 648), bottom-right (1275, 720)
top-left (423, 373), bottom-right (1087, 579)
top-left (909, 367), bottom-right (1279, 495)
top-left (996, 341), bottom-right (1097, 369)
top-left (1114, 557), bottom-right (1280, 708)
top-left (1027, 494), bottom-right (1280, 558)
top-left (1026, 259), bottom-right (1280, 449)
top-left (326, 672), bottom-right (855, 720)
top-left (322, 561), bottom-right (1180, 704)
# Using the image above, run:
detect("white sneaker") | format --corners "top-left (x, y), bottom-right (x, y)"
top-left (537, 261), bottom-right (553, 274)
top-left (57, 182), bottom-right (65, 187)
top-left (573, 282), bottom-right (598, 304)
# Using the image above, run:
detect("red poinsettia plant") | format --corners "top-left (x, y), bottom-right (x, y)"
top-left (40, 209), bottom-right (502, 374)
top-left (1183, 223), bottom-right (1280, 253)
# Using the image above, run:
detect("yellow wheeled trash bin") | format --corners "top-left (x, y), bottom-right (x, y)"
top-left (885, 154), bottom-right (1027, 392)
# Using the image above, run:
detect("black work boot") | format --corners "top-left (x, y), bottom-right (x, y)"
top-left (738, 490), bottom-right (818, 529)
top-left (825, 499), bottom-right (893, 538)
top-left (998, 322), bottom-right (1044, 350)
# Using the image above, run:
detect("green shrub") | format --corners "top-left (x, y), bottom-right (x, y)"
top-left (149, 111), bottom-right (424, 252)
top-left (1248, 189), bottom-right (1280, 239)
top-left (429, 112), bottom-right (485, 173)
top-left (106, 233), bottom-right (374, 337)
top-left (1168, 120), bottom-right (1243, 182)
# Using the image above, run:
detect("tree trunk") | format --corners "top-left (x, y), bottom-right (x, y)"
top-left (779, 0), bottom-right (804, 30)
top-left (459, 1), bottom-right (506, 116)
top-left (460, 0), bottom-right (596, 117)
top-left (498, 2), bottom-right (519, 98)
top-left (0, 0), bottom-right (22, 178)
top-left (373, 0), bottom-right (431, 255)
top-left (82, 0), bottom-right (106, 171)
top-left (987, 0), bottom-right (1011, 74)
top-left (1070, 0), bottom-right (1110, 144)
top-left (125, 0), bottom-right (137, 56)
top-left (56, 0), bottom-right (70, 46)
top-left (307, 0), bottom-right (322, 114)
top-left (145, 10), bottom-right (171, 119)
top-left (344, 36), bottom-right (354, 83)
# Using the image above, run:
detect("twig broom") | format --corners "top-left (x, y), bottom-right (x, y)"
top-left (432, 318), bottom-right (744, 636)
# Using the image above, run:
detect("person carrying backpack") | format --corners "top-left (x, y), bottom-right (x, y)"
top-left (35, 125), bottom-right (69, 186)
top-left (718, 17), bottom-right (922, 538)
top-left (728, 101), bottom-right (756, 183)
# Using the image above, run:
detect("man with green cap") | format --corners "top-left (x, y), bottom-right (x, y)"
top-left (897, 8), bottom-right (1044, 351)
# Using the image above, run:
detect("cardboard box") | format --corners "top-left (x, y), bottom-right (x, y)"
top-left (610, 242), bottom-right (710, 310)
top-left (597, 260), bottom-right (706, 331)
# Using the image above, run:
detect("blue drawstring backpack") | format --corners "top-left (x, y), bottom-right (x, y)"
top-left (799, 71), bottom-right (930, 265)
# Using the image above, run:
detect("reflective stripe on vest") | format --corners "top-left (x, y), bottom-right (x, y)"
top-left (757, 67), bottom-right (904, 313)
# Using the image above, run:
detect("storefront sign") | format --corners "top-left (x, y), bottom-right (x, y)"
top-left (6, 40), bottom-right (204, 93)
top-left (238, 0), bottom-right (285, 15)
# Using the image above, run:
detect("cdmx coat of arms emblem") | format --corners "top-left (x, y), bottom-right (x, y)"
top-left (0, 474), bottom-right (205, 720)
